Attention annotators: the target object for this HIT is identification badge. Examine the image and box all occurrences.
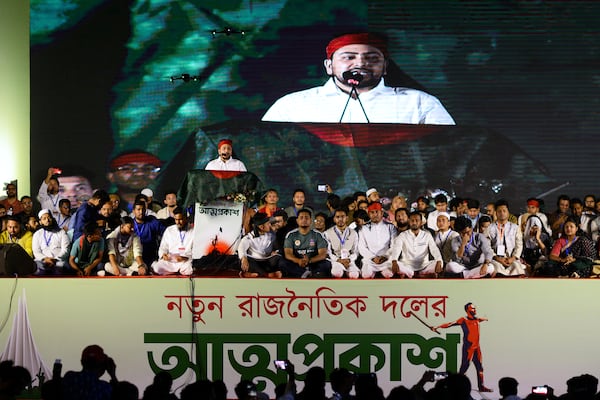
[496,244,506,256]
[341,249,349,259]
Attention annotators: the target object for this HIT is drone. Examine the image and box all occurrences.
[210,27,245,38]
[169,74,200,83]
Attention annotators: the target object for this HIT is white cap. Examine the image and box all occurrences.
[437,212,451,220]
[38,209,51,219]
[141,188,153,198]
[366,188,378,197]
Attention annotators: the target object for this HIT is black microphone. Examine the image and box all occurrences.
[342,71,363,86]
[338,72,370,123]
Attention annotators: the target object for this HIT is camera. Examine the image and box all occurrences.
[434,371,448,381]
[317,184,328,192]
[273,360,288,370]
[532,385,548,395]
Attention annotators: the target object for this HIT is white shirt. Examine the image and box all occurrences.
[357,221,397,260]
[390,229,442,270]
[158,225,194,259]
[205,157,247,172]
[262,78,455,124]
[32,228,70,261]
[238,231,277,260]
[37,181,67,219]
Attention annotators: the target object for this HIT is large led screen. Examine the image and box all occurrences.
[30,0,600,210]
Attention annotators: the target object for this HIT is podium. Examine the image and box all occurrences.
[177,170,262,271]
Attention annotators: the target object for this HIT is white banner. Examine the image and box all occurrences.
[192,201,244,258]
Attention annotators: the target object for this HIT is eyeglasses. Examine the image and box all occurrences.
[114,165,161,174]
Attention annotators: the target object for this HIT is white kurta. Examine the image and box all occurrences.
[262,78,455,125]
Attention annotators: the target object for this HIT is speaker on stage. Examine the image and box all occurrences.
[0,244,36,277]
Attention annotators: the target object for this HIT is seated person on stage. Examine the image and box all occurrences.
[70,189,111,242]
[237,212,282,278]
[109,193,127,218]
[271,209,292,250]
[131,200,165,266]
[537,217,596,278]
[57,199,72,232]
[465,198,482,228]
[280,208,331,278]
[314,212,328,233]
[518,197,551,236]
[151,207,193,276]
[129,193,157,217]
[284,189,313,219]
[580,195,597,238]
[141,188,162,214]
[24,214,39,234]
[365,188,380,204]
[548,194,571,240]
[349,209,368,232]
[426,194,448,232]
[487,199,527,276]
[357,202,398,279]
[258,188,282,218]
[0,216,33,257]
[446,216,495,279]
[522,215,552,273]
[32,209,70,275]
[262,32,455,124]
[37,167,66,219]
[204,138,247,172]
[477,215,492,238]
[156,189,178,221]
[323,208,360,279]
[68,222,105,276]
[394,207,410,234]
[435,212,459,266]
[0,182,24,216]
[16,196,35,227]
[390,211,443,278]
[97,200,120,239]
[103,216,147,276]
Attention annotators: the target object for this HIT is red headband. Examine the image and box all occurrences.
[110,152,162,170]
[326,33,388,59]
[218,139,233,149]
[367,202,382,211]
[527,199,540,208]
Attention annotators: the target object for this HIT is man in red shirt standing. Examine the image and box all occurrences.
[432,303,492,393]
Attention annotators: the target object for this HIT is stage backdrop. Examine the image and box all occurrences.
[0,278,598,399]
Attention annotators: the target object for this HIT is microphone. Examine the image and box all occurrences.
[342,70,363,86]
[338,71,370,123]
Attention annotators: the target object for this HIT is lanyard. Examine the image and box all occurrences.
[334,227,349,246]
[437,230,451,247]
[564,237,577,255]
[133,220,145,237]
[43,231,52,247]
[464,233,474,254]
[179,230,186,245]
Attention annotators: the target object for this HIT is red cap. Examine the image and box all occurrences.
[367,202,383,211]
[326,33,388,59]
[527,199,540,207]
[218,139,233,149]
[110,152,162,170]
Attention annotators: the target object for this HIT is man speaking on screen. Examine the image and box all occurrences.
[262,32,455,124]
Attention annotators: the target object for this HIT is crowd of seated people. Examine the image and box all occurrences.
[3,168,600,279]
[2,349,599,400]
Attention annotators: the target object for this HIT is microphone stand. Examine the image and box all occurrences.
[339,80,370,123]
